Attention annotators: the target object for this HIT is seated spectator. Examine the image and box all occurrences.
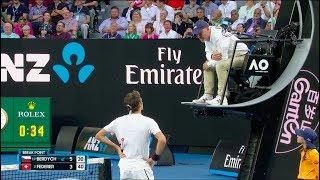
[153,9,166,35]
[38,26,50,38]
[123,22,139,39]
[209,9,223,26]
[13,16,34,37]
[236,23,245,35]
[141,22,158,39]
[172,12,192,36]
[2,0,11,12]
[159,20,181,39]
[22,24,36,38]
[166,0,184,10]
[6,0,28,24]
[190,7,209,24]
[238,0,256,22]
[123,0,140,21]
[29,0,47,35]
[1,22,20,38]
[99,6,128,37]
[29,0,53,8]
[265,20,273,30]
[102,22,122,39]
[201,0,218,19]
[60,8,78,38]
[50,21,71,39]
[253,24,261,37]
[255,0,275,21]
[183,27,194,38]
[131,10,146,35]
[38,12,54,37]
[244,8,267,35]
[140,0,157,22]
[229,9,243,31]
[1,13,5,32]
[181,0,199,23]
[155,0,174,22]
[82,0,98,30]
[272,0,281,20]
[47,0,68,25]
[70,0,90,39]
[218,0,237,18]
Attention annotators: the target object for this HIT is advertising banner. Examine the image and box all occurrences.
[1,97,51,151]
[1,40,251,146]
[75,127,118,155]
[209,141,247,177]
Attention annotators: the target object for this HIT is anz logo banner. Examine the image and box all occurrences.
[1,42,95,84]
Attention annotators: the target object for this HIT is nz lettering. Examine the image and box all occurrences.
[1,54,50,82]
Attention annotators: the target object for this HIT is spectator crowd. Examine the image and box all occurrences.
[1,0,281,39]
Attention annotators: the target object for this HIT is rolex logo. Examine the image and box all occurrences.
[28,101,36,111]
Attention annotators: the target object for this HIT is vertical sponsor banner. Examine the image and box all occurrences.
[268,69,319,179]
[275,70,319,154]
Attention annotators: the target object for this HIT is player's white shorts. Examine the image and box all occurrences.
[120,168,154,180]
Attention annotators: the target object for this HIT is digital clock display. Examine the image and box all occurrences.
[1,97,51,152]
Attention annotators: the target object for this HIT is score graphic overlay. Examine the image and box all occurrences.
[19,155,86,171]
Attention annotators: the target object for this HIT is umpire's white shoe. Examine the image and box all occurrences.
[192,94,213,104]
[206,96,228,105]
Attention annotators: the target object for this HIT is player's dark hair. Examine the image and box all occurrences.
[124,90,141,113]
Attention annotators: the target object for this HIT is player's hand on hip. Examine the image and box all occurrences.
[146,158,156,168]
[203,61,209,70]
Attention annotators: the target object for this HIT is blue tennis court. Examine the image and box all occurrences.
[1,152,236,180]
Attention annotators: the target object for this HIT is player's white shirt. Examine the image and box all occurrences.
[103,113,161,171]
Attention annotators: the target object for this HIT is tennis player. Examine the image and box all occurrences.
[96,90,167,180]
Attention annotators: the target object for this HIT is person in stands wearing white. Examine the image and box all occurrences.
[238,0,256,22]
[153,9,167,35]
[255,0,275,21]
[159,20,181,39]
[141,0,158,22]
[96,90,167,180]
[155,0,174,22]
[192,20,248,105]
[218,0,237,19]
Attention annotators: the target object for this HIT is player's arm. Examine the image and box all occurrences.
[153,131,167,156]
[146,131,167,167]
[95,129,126,158]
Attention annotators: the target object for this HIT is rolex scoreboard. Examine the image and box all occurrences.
[1,97,51,152]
